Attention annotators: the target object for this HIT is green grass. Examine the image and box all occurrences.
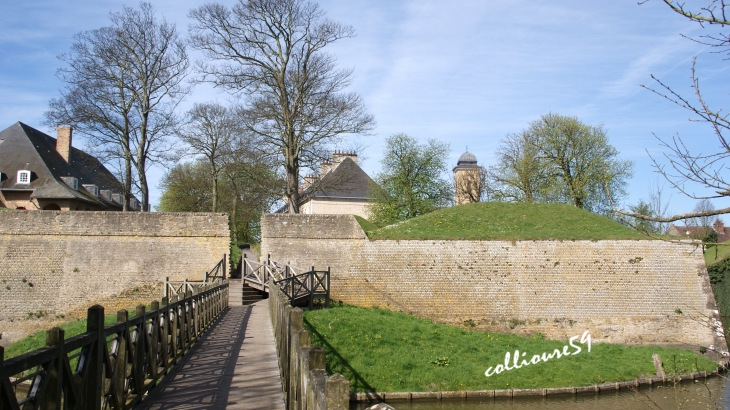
[4,314,121,359]
[353,215,388,236]
[358,202,649,241]
[304,304,717,392]
[705,243,730,266]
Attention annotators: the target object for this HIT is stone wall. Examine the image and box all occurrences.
[261,214,727,351]
[0,210,229,328]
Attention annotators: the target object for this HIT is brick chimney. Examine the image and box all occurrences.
[713,219,725,234]
[56,126,73,163]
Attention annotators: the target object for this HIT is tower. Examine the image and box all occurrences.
[453,150,481,205]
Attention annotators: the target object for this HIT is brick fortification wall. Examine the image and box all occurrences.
[0,211,229,326]
[261,214,726,351]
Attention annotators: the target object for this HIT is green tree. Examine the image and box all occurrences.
[490,114,633,215]
[489,130,551,203]
[627,199,659,233]
[157,161,211,212]
[531,113,633,214]
[368,133,451,223]
[157,158,281,242]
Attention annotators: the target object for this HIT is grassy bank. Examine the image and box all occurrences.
[4,310,140,359]
[304,304,716,392]
[358,202,649,241]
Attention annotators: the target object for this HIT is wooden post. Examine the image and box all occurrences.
[149,301,160,384]
[653,354,666,380]
[112,310,128,410]
[309,369,327,410]
[160,297,170,371]
[83,305,104,410]
[133,305,146,395]
[42,327,64,410]
[326,374,350,410]
[326,268,331,308]
[309,346,326,371]
[170,299,180,363]
[164,276,169,299]
[0,346,16,410]
[223,253,227,279]
[289,309,304,409]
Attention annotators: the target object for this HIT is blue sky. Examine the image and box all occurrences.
[1,0,728,217]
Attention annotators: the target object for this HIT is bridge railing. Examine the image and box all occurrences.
[269,280,349,410]
[204,254,227,282]
[0,280,229,410]
[274,268,330,309]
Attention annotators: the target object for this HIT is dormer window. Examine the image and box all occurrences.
[82,184,99,197]
[17,170,30,184]
[61,176,78,190]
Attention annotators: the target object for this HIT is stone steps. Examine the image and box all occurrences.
[242,284,265,305]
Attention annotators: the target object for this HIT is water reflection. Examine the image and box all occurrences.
[352,377,730,410]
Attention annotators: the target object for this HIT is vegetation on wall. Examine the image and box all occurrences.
[357,202,648,241]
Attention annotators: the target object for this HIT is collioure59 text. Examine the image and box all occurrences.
[485,331,592,377]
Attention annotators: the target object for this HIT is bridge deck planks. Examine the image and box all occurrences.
[137,300,285,410]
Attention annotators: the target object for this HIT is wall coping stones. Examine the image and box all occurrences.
[262,213,367,239]
[0,210,229,237]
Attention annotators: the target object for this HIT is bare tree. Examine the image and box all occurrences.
[188,0,374,213]
[46,2,189,211]
[45,25,137,210]
[177,102,240,212]
[620,0,730,222]
[688,198,716,230]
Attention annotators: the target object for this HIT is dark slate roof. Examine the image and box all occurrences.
[0,122,126,209]
[303,157,375,199]
[458,151,477,164]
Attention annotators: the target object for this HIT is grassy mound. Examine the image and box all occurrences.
[359,202,648,241]
[304,304,717,392]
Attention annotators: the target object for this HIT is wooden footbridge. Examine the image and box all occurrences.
[241,257,331,309]
[0,257,339,410]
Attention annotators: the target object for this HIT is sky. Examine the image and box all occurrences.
[1,0,728,218]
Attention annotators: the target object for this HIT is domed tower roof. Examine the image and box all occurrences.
[457,151,477,165]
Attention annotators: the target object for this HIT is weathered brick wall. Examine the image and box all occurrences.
[261,214,726,351]
[0,211,229,325]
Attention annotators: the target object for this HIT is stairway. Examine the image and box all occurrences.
[242,283,265,305]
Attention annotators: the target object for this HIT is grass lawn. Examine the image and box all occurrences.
[304,304,717,392]
[358,202,649,241]
[4,309,143,360]
[705,243,730,266]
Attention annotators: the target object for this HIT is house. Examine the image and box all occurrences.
[0,122,138,211]
[667,219,728,242]
[279,151,376,218]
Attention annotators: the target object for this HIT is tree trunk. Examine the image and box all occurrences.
[286,152,300,214]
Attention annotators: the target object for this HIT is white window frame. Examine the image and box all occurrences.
[17,170,30,184]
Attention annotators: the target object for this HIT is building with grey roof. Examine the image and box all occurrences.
[0,122,138,211]
[278,151,376,218]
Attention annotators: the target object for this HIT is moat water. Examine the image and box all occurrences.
[352,377,730,410]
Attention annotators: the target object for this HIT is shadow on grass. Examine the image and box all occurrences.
[303,317,376,393]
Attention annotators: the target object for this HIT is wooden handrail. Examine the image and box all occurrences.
[0,280,229,410]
